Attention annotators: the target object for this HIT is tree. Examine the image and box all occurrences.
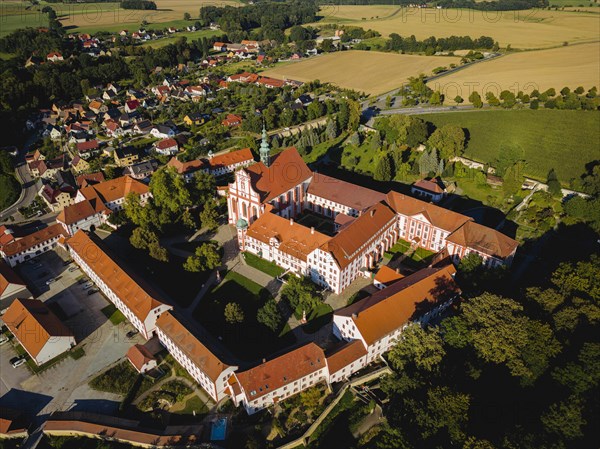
[541,398,586,440]
[130,227,159,250]
[183,12,191,20]
[388,325,445,373]
[374,153,392,181]
[547,168,562,197]
[454,95,464,104]
[446,293,561,385]
[325,118,338,140]
[224,302,244,324]
[429,91,443,105]
[427,125,465,160]
[485,92,500,106]
[468,91,483,108]
[150,167,192,213]
[199,198,219,231]
[257,298,283,332]
[414,386,470,443]
[495,143,524,177]
[183,243,221,272]
[148,241,169,262]
[281,276,321,313]
[320,38,335,52]
[299,387,321,410]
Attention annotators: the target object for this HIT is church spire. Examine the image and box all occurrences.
[259,123,270,167]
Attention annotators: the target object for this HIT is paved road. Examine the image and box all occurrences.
[0,163,40,222]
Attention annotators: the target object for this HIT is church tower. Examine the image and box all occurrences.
[259,124,270,167]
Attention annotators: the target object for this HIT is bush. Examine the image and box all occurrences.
[89,362,137,395]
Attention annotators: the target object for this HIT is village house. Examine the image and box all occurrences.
[67,231,172,339]
[154,138,179,156]
[183,112,204,126]
[3,298,76,365]
[46,52,64,62]
[70,155,90,174]
[75,140,100,159]
[114,147,140,167]
[123,159,158,180]
[39,184,77,212]
[221,114,243,127]
[150,124,176,139]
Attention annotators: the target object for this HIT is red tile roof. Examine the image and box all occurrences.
[156,311,229,381]
[413,179,444,194]
[0,224,65,257]
[235,343,326,401]
[0,261,27,297]
[336,266,459,345]
[208,148,253,169]
[76,172,105,188]
[67,231,168,322]
[127,344,156,372]
[323,202,397,270]
[245,147,312,203]
[374,265,404,287]
[385,191,471,233]
[156,138,178,150]
[3,298,74,358]
[446,221,518,259]
[167,157,205,175]
[247,211,330,261]
[76,140,99,153]
[308,173,385,212]
[326,340,367,375]
[79,175,149,204]
[57,198,108,225]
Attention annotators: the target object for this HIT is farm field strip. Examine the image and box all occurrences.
[262,50,461,96]
[313,6,600,49]
[428,42,600,100]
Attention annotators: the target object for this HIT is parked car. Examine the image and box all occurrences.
[126,330,138,339]
[68,266,79,272]
[87,288,99,295]
[78,278,89,284]
[82,282,94,290]
[0,335,9,345]
[62,259,73,266]
[10,356,25,368]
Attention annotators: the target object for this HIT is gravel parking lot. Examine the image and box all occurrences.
[0,250,146,416]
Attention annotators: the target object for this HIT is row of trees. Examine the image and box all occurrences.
[386,33,495,54]
[461,86,599,111]
[120,0,156,10]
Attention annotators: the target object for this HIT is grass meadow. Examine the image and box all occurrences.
[415,109,600,182]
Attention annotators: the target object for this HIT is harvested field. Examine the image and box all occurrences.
[0,0,240,36]
[262,50,461,96]
[314,6,600,49]
[429,42,600,100]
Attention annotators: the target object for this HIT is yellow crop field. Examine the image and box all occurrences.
[429,42,600,100]
[314,5,600,49]
[262,50,461,96]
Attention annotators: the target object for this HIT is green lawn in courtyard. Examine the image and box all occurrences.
[193,271,295,361]
[101,304,126,325]
[243,251,285,277]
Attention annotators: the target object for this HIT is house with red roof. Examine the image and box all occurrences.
[47,51,64,62]
[124,99,140,113]
[207,148,254,176]
[75,139,100,159]
[154,138,178,156]
[221,114,243,127]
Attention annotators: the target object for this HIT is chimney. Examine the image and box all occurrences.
[262,358,266,364]
[370,209,375,217]
[311,227,315,234]
[290,218,294,225]
[396,268,400,273]
[352,313,358,319]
